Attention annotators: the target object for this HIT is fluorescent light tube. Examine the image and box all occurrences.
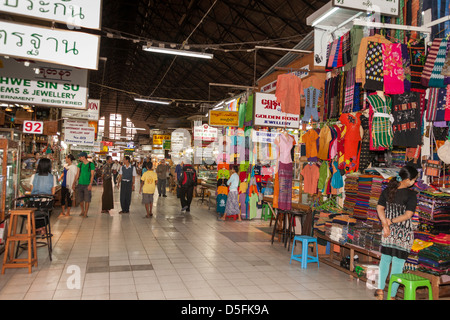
[134,98,171,105]
[311,7,340,27]
[143,46,213,59]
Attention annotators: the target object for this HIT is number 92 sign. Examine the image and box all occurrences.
[23,121,44,135]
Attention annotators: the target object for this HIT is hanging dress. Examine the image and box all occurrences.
[339,113,362,173]
[367,94,394,150]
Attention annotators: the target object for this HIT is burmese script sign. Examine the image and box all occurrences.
[0,21,100,69]
[0,0,103,30]
[0,57,88,109]
[253,92,300,129]
[333,0,400,17]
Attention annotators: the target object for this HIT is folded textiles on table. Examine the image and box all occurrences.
[417,243,450,275]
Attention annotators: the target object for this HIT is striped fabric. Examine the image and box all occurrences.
[343,68,355,113]
[409,40,427,90]
[367,94,393,150]
[421,38,442,87]
[429,39,448,88]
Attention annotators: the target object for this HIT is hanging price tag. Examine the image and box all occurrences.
[23,121,44,135]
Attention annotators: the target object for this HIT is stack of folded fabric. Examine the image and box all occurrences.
[367,176,385,222]
[343,174,359,216]
[415,192,450,241]
[314,211,334,237]
[406,239,435,271]
[417,243,450,276]
[391,148,406,168]
[329,224,346,243]
[353,175,374,220]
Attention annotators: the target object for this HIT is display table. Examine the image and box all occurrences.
[315,232,449,300]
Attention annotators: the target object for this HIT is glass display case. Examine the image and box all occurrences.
[0,139,21,222]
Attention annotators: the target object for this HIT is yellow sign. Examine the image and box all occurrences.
[153,134,171,145]
[209,110,239,127]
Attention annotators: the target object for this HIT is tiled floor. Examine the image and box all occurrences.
[0,184,377,300]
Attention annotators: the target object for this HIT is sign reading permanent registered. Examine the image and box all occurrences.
[0,58,88,109]
[0,0,103,30]
[0,21,100,70]
[333,0,400,17]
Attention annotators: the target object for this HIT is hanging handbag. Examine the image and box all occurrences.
[424,159,441,177]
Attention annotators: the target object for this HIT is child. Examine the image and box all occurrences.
[375,165,418,300]
[139,162,158,218]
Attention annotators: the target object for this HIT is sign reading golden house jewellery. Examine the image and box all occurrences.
[0,0,103,30]
[253,92,300,129]
[0,21,100,70]
[0,57,88,108]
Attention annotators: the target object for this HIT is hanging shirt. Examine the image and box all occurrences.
[276,133,295,164]
[275,73,303,115]
[301,163,320,195]
[302,129,319,160]
[318,126,332,161]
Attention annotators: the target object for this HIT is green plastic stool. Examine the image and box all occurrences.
[261,203,272,221]
[387,273,433,300]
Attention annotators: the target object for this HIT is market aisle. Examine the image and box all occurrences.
[0,184,375,300]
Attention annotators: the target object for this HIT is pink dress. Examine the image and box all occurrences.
[383,43,405,95]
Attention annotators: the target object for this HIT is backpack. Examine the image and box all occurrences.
[181,167,197,188]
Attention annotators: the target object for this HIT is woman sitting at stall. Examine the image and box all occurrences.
[30,158,57,234]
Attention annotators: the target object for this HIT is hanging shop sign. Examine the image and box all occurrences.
[63,119,95,145]
[141,144,152,151]
[332,0,400,17]
[163,140,171,150]
[22,120,43,135]
[252,130,279,144]
[0,57,88,109]
[171,132,185,152]
[0,0,103,30]
[61,99,100,120]
[254,92,300,129]
[194,124,218,142]
[152,134,171,145]
[0,21,100,70]
[208,110,239,127]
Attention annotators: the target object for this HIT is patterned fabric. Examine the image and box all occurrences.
[102,163,113,180]
[426,87,448,121]
[367,94,393,150]
[442,48,450,76]
[392,92,421,147]
[277,162,293,211]
[224,190,239,216]
[446,85,450,121]
[421,38,442,87]
[402,44,411,92]
[343,68,355,113]
[383,43,405,94]
[429,39,448,88]
[409,39,427,90]
[364,42,384,91]
[358,114,375,172]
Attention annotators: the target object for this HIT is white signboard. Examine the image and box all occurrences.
[23,120,43,135]
[171,132,185,152]
[62,99,100,120]
[333,0,400,17]
[193,124,218,142]
[0,0,103,30]
[64,125,95,146]
[254,92,300,129]
[0,21,100,70]
[252,131,279,144]
[0,57,88,109]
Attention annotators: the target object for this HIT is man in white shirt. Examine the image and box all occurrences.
[117,156,137,213]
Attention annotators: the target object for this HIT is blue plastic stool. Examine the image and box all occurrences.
[290,235,319,269]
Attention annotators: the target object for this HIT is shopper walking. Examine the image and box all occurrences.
[73,152,95,218]
[139,162,158,218]
[101,156,114,214]
[117,156,137,214]
[178,161,197,213]
[156,159,169,197]
[219,165,242,222]
[60,154,77,217]
[375,165,418,300]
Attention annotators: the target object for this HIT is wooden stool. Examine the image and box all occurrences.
[1,209,38,274]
